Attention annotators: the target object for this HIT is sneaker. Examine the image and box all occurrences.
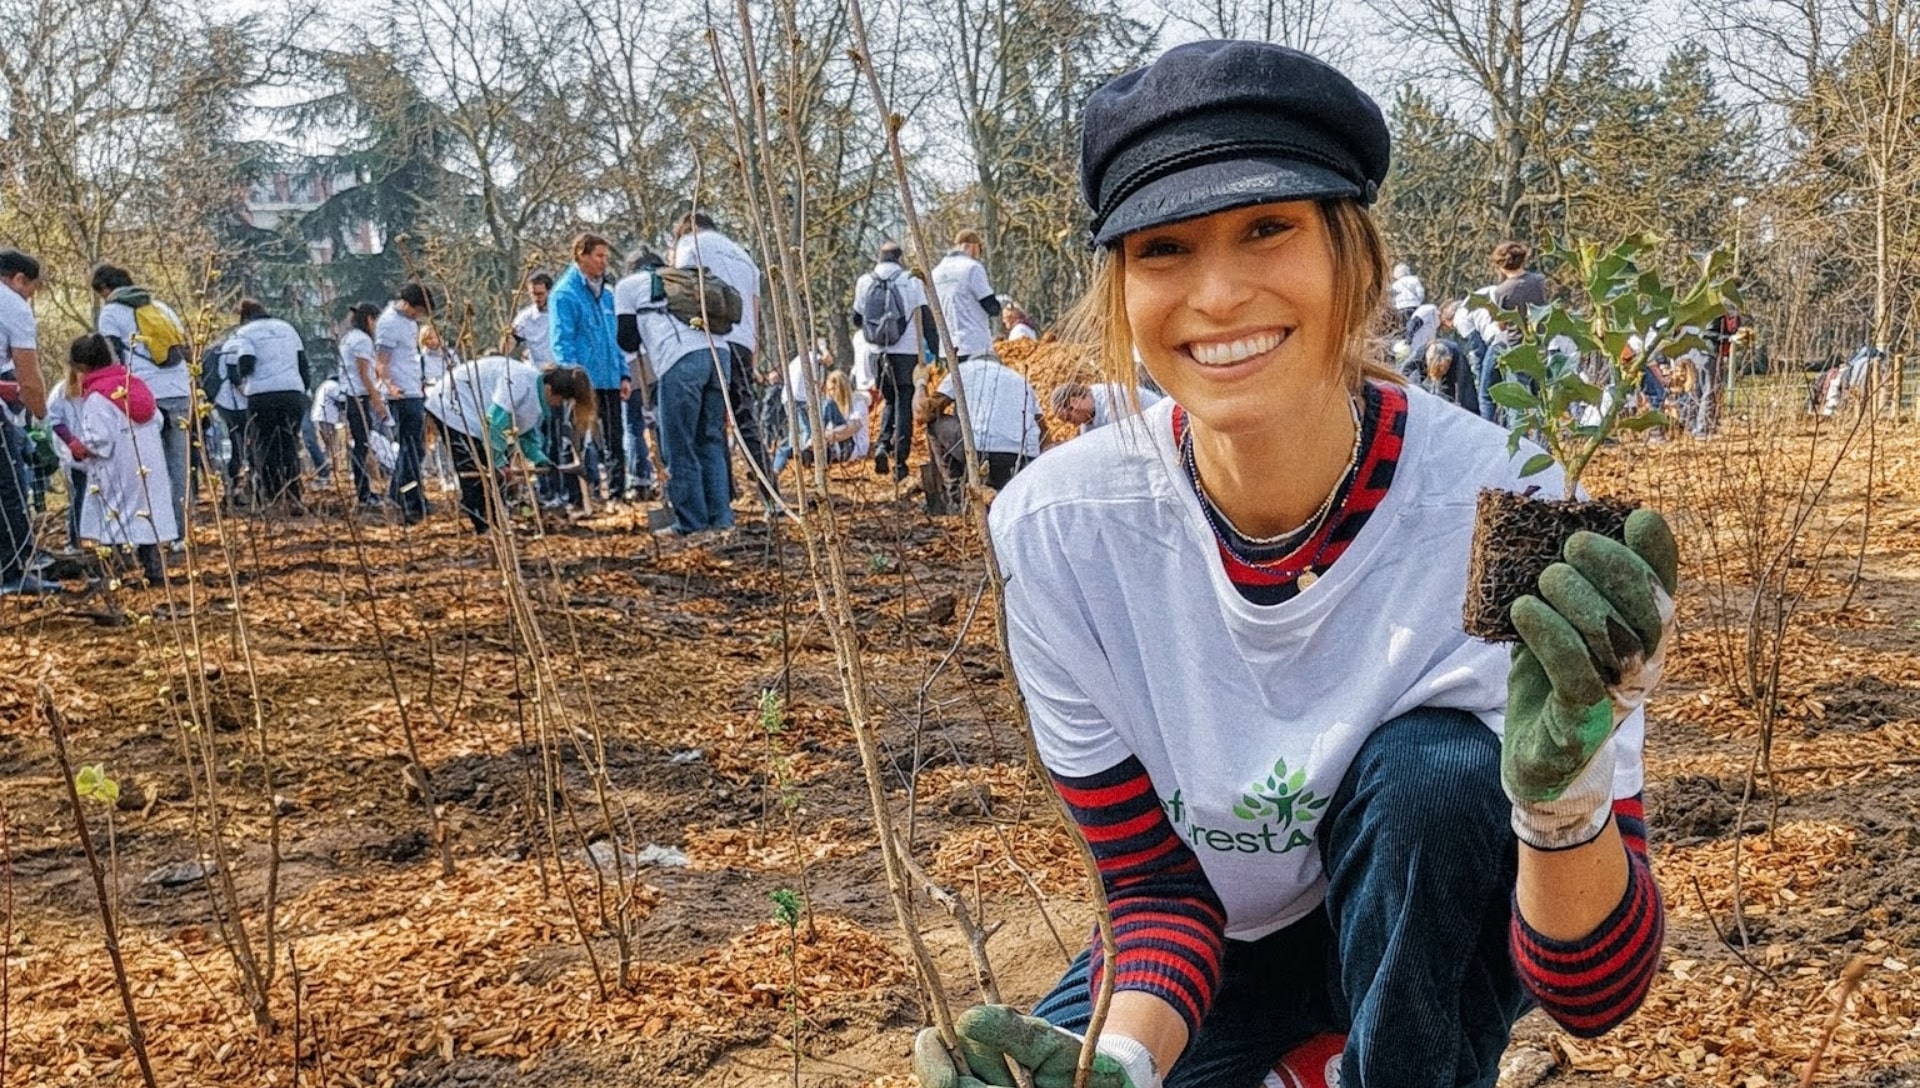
[0,574,59,596]
[1266,1033,1344,1088]
[873,451,889,476]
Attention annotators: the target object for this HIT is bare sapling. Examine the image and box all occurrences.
[771,887,805,1088]
[702,1,965,1048]
[842,5,1120,1085]
[41,686,159,1088]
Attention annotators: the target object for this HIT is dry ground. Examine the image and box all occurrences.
[1,384,1917,1088]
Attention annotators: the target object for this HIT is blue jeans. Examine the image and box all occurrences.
[1475,345,1505,422]
[387,397,428,520]
[625,385,654,487]
[1033,709,1531,1088]
[155,396,192,532]
[657,351,734,533]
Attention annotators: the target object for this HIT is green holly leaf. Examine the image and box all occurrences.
[1520,452,1557,478]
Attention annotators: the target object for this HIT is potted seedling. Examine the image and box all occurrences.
[1461,235,1736,641]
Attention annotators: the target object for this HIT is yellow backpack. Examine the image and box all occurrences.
[131,302,190,368]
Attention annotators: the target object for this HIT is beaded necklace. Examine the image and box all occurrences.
[1181,393,1363,587]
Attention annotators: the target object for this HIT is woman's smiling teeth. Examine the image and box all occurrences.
[1187,330,1286,367]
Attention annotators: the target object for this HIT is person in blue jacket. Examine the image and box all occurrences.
[548,232,627,509]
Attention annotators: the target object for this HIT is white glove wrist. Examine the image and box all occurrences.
[1510,741,1616,851]
[1094,1032,1163,1088]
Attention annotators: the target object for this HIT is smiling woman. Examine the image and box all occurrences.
[912,40,1683,1088]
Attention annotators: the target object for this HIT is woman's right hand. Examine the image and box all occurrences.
[912,1006,1152,1088]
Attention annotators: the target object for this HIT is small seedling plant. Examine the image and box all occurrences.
[1482,235,1738,493]
[1462,236,1735,640]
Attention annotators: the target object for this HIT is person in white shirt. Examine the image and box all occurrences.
[375,283,435,522]
[306,378,345,488]
[0,249,52,594]
[614,251,734,535]
[917,42,1677,1088]
[205,333,250,502]
[1388,261,1425,321]
[426,355,595,534]
[851,241,938,481]
[1048,378,1164,434]
[90,262,193,540]
[916,353,1042,493]
[1002,302,1040,341]
[931,229,1001,359]
[229,298,311,511]
[674,213,770,500]
[770,342,829,474]
[503,272,556,365]
[336,303,385,505]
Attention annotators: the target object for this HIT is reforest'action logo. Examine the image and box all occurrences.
[1162,758,1330,856]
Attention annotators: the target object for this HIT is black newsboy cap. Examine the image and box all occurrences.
[1080,41,1391,248]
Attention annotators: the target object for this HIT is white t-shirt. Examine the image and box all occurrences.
[785,352,825,406]
[1406,302,1440,360]
[310,379,345,425]
[375,304,425,398]
[1009,322,1038,341]
[850,330,877,391]
[987,388,1645,941]
[0,285,35,425]
[426,355,544,442]
[673,229,761,355]
[843,389,872,459]
[512,305,554,365]
[98,297,190,401]
[613,271,706,382]
[1389,272,1426,311]
[212,334,247,411]
[1086,382,1163,432]
[937,357,1041,457]
[0,284,35,370]
[851,263,931,357]
[233,317,306,396]
[337,328,377,398]
[931,250,996,358]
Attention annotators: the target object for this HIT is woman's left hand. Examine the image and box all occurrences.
[912,1007,1152,1088]
[1503,508,1678,849]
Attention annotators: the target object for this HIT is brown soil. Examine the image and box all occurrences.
[1463,488,1636,641]
[2,407,1918,1088]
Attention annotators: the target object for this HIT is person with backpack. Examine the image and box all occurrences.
[931,229,1002,361]
[0,249,54,595]
[376,283,435,524]
[615,250,735,537]
[674,212,772,505]
[914,41,1672,1088]
[550,232,626,511]
[852,240,937,482]
[91,262,193,543]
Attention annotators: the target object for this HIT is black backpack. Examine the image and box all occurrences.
[859,271,909,347]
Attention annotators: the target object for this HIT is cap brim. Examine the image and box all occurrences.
[1091,157,1362,248]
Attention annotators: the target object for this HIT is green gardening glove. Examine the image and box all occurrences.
[912,1006,1156,1088]
[1503,508,1679,849]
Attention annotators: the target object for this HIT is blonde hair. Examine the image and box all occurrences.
[822,369,853,410]
[1064,199,1402,400]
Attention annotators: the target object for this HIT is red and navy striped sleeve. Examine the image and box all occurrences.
[1509,794,1665,1037]
[1050,758,1227,1036]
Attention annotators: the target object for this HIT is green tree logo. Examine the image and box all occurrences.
[1231,758,1329,831]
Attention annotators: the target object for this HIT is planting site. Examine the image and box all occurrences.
[2,363,1918,1087]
